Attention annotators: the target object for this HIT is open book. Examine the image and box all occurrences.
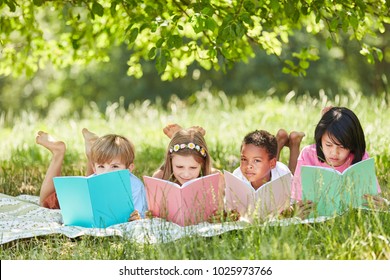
[53,169,134,228]
[301,158,378,217]
[224,170,292,221]
[143,173,220,226]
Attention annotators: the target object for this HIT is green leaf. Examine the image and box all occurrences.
[172,35,182,48]
[270,0,280,12]
[299,60,310,69]
[239,12,253,26]
[326,37,333,50]
[192,16,205,33]
[282,67,291,74]
[234,22,246,38]
[148,47,156,59]
[243,0,255,12]
[128,28,139,44]
[349,15,359,30]
[330,18,339,31]
[6,0,16,12]
[205,18,217,32]
[201,7,213,16]
[33,0,43,6]
[374,48,383,62]
[156,38,164,48]
[156,50,169,74]
[110,1,118,16]
[92,2,104,17]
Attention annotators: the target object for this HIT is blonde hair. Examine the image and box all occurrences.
[162,128,212,183]
[90,134,135,168]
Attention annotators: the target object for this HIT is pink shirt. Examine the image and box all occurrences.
[292,144,381,201]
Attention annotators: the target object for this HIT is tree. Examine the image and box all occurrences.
[0,0,389,80]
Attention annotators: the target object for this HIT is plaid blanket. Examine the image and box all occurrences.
[0,193,331,245]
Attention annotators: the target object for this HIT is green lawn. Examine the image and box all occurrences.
[1,92,389,259]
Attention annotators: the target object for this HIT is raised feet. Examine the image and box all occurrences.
[288,131,305,149]
[82,128,99,158]
[163,123,183,139]
[188,125,206,137]
[36,131,66,155]
[163,124,206,139]
[321,106,333,116]
[276,129,289,150]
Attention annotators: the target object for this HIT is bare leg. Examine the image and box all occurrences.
[82,128,99,176]
[36,131,66,206]
[276,129,289,161]
[163,124,183,139]
[288,131,305,174]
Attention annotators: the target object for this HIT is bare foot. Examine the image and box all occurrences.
[288,131,305,148]
[82,128,99,157]
[163,123,182,139]
[321,106,333,116]
[188,125,206,136]
[276,129,289,149]
[36,131,66,155]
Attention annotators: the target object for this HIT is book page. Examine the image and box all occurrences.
[301,158,378,216]
[224,171,291,220]
[224,170,255,215]
[54,170,134,228]
[144,173,220,226]
[54,176,94,227]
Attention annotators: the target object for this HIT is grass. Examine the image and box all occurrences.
[0,91,389,259]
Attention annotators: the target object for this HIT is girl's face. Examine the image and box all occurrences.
[321,133,351,167]
[93,156,133,175]
[240,143,276,190]
[171,154,202,185]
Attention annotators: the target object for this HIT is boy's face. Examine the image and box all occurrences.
[240,143,276,189]
[93,156,134,175]
[321,133,351,167]
[171,154,202,185]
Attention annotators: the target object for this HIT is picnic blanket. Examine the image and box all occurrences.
[0,193,331,245]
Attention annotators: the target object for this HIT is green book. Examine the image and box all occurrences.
[301,158,378,217]
[53,169,134,228]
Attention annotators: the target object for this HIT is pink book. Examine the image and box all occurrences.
[143,173,220,226]
[224,170,291,221]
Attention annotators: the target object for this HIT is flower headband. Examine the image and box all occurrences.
[169,142,207,157]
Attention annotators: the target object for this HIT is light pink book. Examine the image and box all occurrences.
[224,170,291,221]
[143,173,220,226]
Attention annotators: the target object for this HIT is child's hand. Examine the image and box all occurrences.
[281,201,314,219]
[295,200,315,219]
[128,210,141,222]
[145,210,154,219]
[363,194,390,211]
[207,209,240,223]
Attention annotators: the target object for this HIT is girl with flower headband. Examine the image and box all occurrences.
[150,124,241,222]
[156,127,213,185]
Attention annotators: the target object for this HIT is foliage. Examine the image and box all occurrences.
[0,92,389,259]
[1,29,389,116]
[1,0,389,79]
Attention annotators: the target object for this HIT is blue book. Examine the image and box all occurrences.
[53,170,134,228]
[301,158,378,217]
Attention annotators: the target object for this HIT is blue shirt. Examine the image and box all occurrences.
[129,172,148,218]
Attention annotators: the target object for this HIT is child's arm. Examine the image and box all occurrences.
[280,200,314,219]
[363,194,390,211]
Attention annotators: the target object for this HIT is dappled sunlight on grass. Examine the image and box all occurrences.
[0,92,389,259]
